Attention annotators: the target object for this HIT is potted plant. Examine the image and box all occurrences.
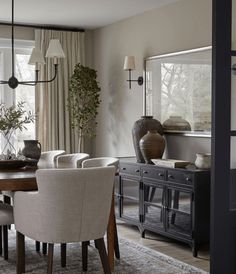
[67,63,101,152]
[0,101,35,158]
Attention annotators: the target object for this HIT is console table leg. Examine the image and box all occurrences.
[192,243,198,257]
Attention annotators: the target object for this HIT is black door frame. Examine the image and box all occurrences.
[211,0,236,273]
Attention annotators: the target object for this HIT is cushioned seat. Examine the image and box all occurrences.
[57,153,89,168]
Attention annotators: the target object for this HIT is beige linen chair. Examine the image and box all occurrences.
[56,152,89,267]
[82,157,120,265]
[56,153,89,168]
[36,149,65,254]
[0,203,14,260]
[14,167,116,274]
[37,150,65,169]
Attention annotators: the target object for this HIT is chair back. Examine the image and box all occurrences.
[57,153,89,168]
[15,167,115,243]
[82,157,119,171]
[37,150,65,168]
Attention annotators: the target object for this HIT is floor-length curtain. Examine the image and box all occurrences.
[35,29,85,152]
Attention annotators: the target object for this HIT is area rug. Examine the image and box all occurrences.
[0,230,208,273]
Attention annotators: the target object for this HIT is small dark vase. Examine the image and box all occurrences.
[139,130,165,164]
[132,116,163,163]
[22,140,41,165]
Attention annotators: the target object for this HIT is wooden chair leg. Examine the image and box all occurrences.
[114,216,120,259]
[0,226,2,256]
[47,243,54,274]
[35,241,40,252]
[43,243,47,255]
[95,238,111,274]
[82,241,89,271]
[3,225,8,260]
[3,196,11,230]
[61,243,66,267]
[16,231,25,274]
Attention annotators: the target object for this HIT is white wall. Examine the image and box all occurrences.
[0,25,34,40]
[90,0,212,161]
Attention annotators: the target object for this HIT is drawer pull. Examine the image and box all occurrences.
[158,173,163,177]
[143,171,148,174]
[122,167,126,170]
[186,177,192,182]
[168,174,173,179]
[135,169,140,173]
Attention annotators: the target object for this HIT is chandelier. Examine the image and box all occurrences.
[0,0,65,89]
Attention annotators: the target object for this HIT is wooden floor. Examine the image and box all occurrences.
[117,220,210,272]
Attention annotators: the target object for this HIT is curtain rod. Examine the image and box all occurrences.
[0,21,85,32]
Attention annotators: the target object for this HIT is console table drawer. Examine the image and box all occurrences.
[142,166,165,181]
[167,170,193,185]
[119,163,141,176]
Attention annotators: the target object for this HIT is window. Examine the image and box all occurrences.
[0,39,35,153]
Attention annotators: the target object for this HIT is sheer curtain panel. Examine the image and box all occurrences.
[35,29,85,152]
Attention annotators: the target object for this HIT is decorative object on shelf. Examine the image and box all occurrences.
[139,130,165,164]
[123,56,144,89]
[67,63,101,152]
[151,159,190,168]
[0,101,35,156]
[132,116,163,163]
[22,140,41,166]
[0,0,65,89]
[163,116,191,131]
[195,153,211,169]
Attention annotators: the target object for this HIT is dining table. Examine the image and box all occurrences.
[0,167,118,271]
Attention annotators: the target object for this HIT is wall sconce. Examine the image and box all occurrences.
[123,56,144,89]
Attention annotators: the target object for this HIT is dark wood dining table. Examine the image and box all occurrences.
[0,167,118,271]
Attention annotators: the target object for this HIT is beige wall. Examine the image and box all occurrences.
[0,25,34,40]
[90,0,212,161]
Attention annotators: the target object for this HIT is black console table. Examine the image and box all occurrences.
[115,158,210,257]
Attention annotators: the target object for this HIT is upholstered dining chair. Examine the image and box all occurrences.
[14,167,116,274]
[82,157,120,267]
[0,202,14,260]
[37,150,65,169]
[56,153,89,168]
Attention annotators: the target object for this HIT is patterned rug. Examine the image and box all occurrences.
[0,230,208,274]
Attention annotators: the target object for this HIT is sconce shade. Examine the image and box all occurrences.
[124,56,135,70]
[28,48,45,65]
[46,39,65,58]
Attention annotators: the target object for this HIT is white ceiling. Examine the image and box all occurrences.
[0,0,181,29]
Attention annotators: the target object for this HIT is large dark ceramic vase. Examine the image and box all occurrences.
[132,116,163,163]
[22,140,41,165]
[139,130,165,164]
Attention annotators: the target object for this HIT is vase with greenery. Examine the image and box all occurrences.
[0,101,35,159]
[67,63,101,152]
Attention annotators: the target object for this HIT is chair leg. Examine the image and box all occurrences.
[35,241,40,252]
[16,231,25,274]
[47,243,54,274]
[43,243,47,255]
[95,238,111,274]
[3,225,8,260]
[114,216,120,259]
[82,241,89,271]
[61,243,66,267]
[0,226,2,256]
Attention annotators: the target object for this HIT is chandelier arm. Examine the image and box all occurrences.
[34,64,58,84]
[0,81,9,84]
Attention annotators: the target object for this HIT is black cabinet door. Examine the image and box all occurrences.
[165,188,193,239]
[143,182,165,230]
[120,176,141,222]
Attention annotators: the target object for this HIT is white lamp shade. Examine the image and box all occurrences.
[28,48,45,65]
[46,39,65,58]
[123,56,135,70]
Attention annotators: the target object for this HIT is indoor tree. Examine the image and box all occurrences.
[67,63,101,152]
